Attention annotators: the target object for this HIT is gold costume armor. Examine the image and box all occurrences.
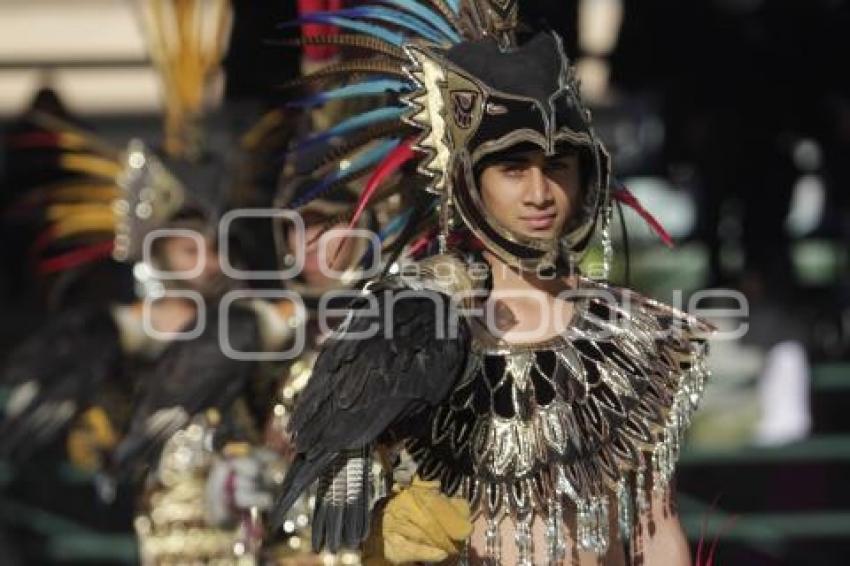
[134,413,258,565]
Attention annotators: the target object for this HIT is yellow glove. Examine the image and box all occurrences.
[363,476,472,565]
[67,406,118,472]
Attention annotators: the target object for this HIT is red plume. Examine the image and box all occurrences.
[7,131,62,149]
[611,185,674,248]
[298,0,343,61]
[408,227,438,258]
[347,137,416,231]
[37,240,114,274]
[328,138,416,268]
[695,503,738,566]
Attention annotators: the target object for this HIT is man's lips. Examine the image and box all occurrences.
[521,213,556,229]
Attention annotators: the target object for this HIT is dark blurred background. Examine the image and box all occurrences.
[1,1,849,564]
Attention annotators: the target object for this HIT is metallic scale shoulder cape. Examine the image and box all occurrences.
[407,276,712,560]
[274,257,712,561]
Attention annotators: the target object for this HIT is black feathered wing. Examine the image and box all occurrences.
[111,304,260,477]
[0,307,121,459]
[271,283,470,552]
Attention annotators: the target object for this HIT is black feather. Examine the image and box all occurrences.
[0,307,121,459]
[267,34,407,60]
[343,458,371,548]
[270,282,470,548]
[277,58,407,91]
[271,451,336,527]
[310,447,372,552]
[311,492,330,549]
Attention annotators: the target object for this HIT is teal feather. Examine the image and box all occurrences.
[288,80,411,109]
[374,0,460,43]
[294,107,406,153]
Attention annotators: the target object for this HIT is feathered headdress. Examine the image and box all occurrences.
[278,0,670,272]
[136,0,233,160]
[3,113,184,274]
[5,0,235,277]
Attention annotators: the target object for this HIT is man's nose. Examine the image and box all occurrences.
[524,166,552,206]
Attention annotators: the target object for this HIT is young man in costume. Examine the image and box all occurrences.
[271,1,712,564]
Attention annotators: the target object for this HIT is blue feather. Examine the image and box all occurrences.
[358,209,408,267]
[378,208,415,242]
[373,0,460,43]
[321,7,447,43]
[360,198,438,266]
[293,106,405,154]
[279,15,405,46]
[290,139,401,209]
[379,198,438,242]
[358,207,411,268]
[446,0,461,14]
[288,79,411,108]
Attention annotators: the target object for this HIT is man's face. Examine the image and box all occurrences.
[159,234,222,289]
[478,147,581,241]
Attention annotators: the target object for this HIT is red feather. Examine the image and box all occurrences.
[693,495,738,566]
[329,138,416,267]
[37,240,114,274]
[612,185,674,248]
[7,131,61,149]
[347,137,416,231]
[298,0,343,61]
[408,227,438,257]
[30,226,58,257]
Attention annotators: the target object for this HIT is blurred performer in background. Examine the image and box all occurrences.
[0,111,235,561]
[270,1,712,565]
[256,169,393,564]
[0,84,127,314]
[0,2,296,563]
[182,2,409,559]
[0,0,240,475]
[97,2,293,564]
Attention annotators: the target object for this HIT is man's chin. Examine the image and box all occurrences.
[511,228,559,242]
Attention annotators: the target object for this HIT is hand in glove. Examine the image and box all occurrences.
[363,476,472,565]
